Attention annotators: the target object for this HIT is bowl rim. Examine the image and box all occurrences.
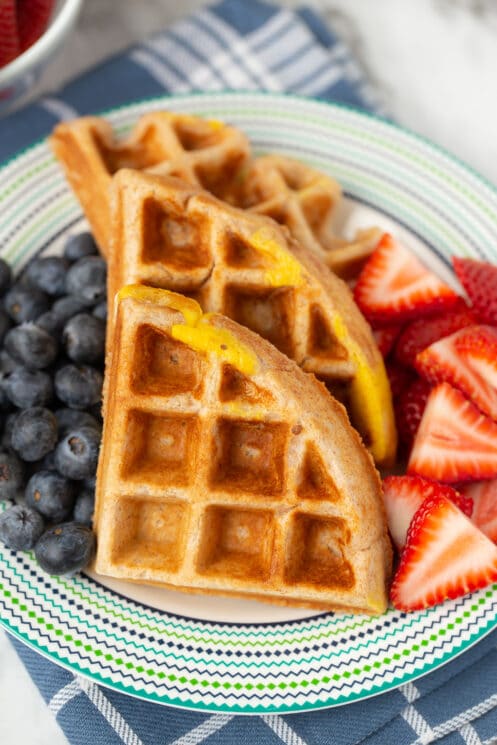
[0,0,83,87]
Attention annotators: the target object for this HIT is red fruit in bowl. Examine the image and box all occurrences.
[17,0,56,53]
[408,383,497,483]
[394,305,475,369]
[0,0,19,67]
[382,474,473,552]
[390,493,497,611]
[354,233,459,324]
[453,256,497,326]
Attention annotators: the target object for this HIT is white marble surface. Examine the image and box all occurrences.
[2,1,497,743]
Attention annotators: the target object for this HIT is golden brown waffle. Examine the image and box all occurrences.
[49,112,250,255]
[240,155,381,279]
[95,285,392,613]
[108,170,397,467]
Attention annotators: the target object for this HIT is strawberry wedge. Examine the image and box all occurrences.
[354,234,459,324]
[0,0,19,67]
[416,325,497,421]
[382,474,472,552]
[460,479,497,544]
[391,494,497,611]
[394,305,475,368]
[453,256,497,326]
[408,383,497,482]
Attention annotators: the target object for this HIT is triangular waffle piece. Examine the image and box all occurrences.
[95,286,392,614]
[240,155,381,279]
[108,170,397,467]
[50,112,250,255]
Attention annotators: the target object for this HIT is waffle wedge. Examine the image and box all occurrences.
[50,112,250,255]
[108,170,397,467]
[95,285,392,614]
[240,155,381,279]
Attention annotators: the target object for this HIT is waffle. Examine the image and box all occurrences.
[108,170,397,467]
[240,155,381,279]
[94,285,392,614]
[49,112,250,255]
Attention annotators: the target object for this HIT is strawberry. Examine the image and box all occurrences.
[416,325,497,422]
[382,474,473,552]
[396,377,431,448]
[408,383,497,483]
[461,479,497,543]
[394,305,475,368]
[17,0,55,53]
[354,234,459,324]
[373,325,403,358]
[0,0,19,67]
[390,493,497,611]
[386,361,414,399]
[453,256,497,326]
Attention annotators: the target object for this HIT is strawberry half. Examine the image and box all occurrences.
[396,377,431,448]
[0,0,19,67]
[382,474,473,552]
[354,234,459,324]
[394,305,475,369]
[17,0,55,53]
[390,493,497,611]
[374,325,403,358]
[416,325,497,422]
[408,383,497,482]
[453,256,497,326]
[386,361,415,399]
[461,479,497,543]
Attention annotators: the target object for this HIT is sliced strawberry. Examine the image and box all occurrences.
[396,377,431,448]
[383,474,473,552]
[373,324,403,358]
[0,0,19,67]
[17,0,55,53]
[386,361,415,399]
[354,234,459,324]
[390,493,497,611]
[408,383,497,482]
[416,325,497,422]
[394,305,475,368]
[461,479,497,543]
[453,256,497,326]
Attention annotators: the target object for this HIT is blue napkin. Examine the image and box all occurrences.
[2,1,497,743]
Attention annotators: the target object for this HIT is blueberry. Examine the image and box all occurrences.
[65,257,106,307]
[51,295,89,328]
[64,233,98,262]
[0,412,17,449]
[11,407,57,461]
[0,309,12,345]
[2,368,52,408]
[54,365,102,410]
[0,504,44,550]
[73,486,95,526]
[23,256,68,296]
[92,301,107,321]
[0,451,24,500]
[35,521,95,574]
[54,426,100,480]
[0,258,12,296]
[5,323,57,369]
[55,408,101,437]
[4,284,49,324]
[40,449,57,471]
[62,313,105,365]
[0,350,17,375]
[25,470,75,523]
[36,311,60,335]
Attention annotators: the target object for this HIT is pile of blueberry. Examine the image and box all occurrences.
[0,232,107,575]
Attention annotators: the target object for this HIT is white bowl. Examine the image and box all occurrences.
[0,0,82,114]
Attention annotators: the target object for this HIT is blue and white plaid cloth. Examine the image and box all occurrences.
[2,1,497,743]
